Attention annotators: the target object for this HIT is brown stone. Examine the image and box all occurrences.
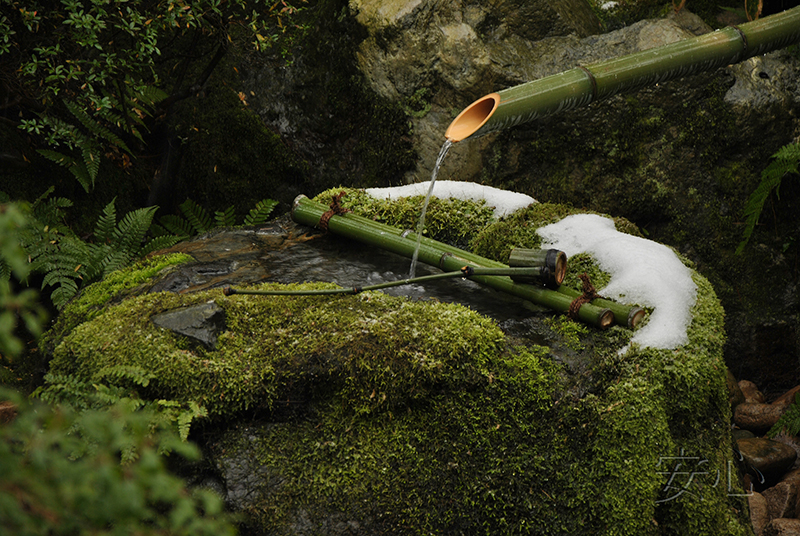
[740,379,766,404]
[763,481,798,519]
[729,372,746,407]
[750,492,770,536]
[734,403,787,435]
[764,518,800,536]
[773,385,800,407]
[780,467,800,483]
[737,438,798,482]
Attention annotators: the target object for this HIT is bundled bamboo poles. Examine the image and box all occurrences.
[445,6,800,141]
[288,195,644,329]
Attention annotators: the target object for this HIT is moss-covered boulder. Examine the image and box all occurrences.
[41,198,751,535]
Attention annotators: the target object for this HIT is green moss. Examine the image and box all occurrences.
[48,283,506,418]
[42,204,750,535]
[40,253,193,354]
[313,187,495,248]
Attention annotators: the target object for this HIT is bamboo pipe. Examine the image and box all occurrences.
[291,196,615,329]
[308,199,644,327]
[445,6,800,141]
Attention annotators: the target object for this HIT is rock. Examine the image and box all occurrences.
[763,481,798,519]
[773,385,800,407]
[740,379,766,404]
[764,518,800,536]
[38,207,750,535]
[781,467,800,483]
[151,301,226,350]
[737,438,798,483]
[733,429,756,441]
[728,371,746,406]
[734,403,787,435]
[749,491,771,536]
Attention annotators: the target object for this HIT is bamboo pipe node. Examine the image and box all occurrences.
[444,93,500,142]
[576,65,598,101]
[731,24,749,53]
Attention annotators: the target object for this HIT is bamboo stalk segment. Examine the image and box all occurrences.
[445,6,800,141]
[507,248,567,288]
[291,195,615,329]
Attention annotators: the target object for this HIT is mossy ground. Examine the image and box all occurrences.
[41,200,751,535]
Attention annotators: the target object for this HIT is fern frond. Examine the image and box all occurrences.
[244,199,278,226]
[81,142,101,183]
[94,199,118,243]
[68,159,94,193]
[111,206,158,257]
[96,365,156,388]
[135,85,169,107]
[179,199,213,234]
[64,99,131,153]
[214,205,236,228]
[156,215,194,238]
[737,141,800,255]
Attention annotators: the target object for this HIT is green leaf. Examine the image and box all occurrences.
[737,141,800,255]
[179,199,213,234]
[243,199,278,226]
[214,205,236,228]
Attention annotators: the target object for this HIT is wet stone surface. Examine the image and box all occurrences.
[150,216,582,361]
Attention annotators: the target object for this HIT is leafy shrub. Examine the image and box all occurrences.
[0,389,236,535]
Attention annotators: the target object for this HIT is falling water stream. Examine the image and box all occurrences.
[408,138,453,278]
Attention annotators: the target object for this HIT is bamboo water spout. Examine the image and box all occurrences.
[291,195,621,329]
[445,6,800,142]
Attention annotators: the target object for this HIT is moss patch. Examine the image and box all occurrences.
[312,187,496,248]
[41,204,750,535]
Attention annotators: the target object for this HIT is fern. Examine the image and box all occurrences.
[160,198,278,236]
[151,215,194,238]
[179,198,214,234]
[214,205,236,228]
[768,392,800,438]
[244,198,279,226]
[38,149,96,192]
[19,194,180,308]
[737,141,800,255]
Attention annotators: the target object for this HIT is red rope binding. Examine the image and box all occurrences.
[568,272,602,320]
[319,191,351,232]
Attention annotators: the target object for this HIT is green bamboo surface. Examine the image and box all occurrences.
[291,196,616,328]
[456,6,800,139]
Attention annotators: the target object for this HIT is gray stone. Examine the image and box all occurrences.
[740,379,766,404]
[734,403,787,435]
[151,301,226,350]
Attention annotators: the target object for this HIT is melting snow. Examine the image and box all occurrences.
[364,182,697,350]
[538,214,697,350]
[366,180,536,218]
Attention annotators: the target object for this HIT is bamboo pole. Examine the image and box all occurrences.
[291,196,615,329]
[445,6,800,141]
[307,198,645,327]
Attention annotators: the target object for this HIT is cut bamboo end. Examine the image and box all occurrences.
[445,93,500,142]
[597,309,615,329]
[508,248,568,288]
[628,306,646,329]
